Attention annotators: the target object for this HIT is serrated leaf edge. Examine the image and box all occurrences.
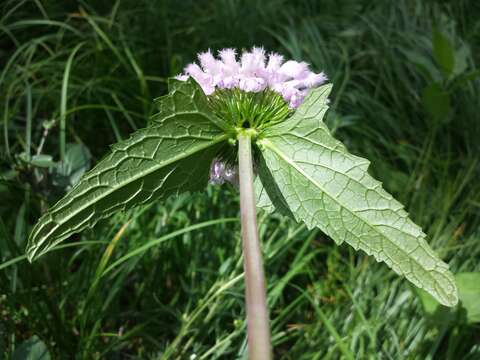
[259,137,458,307]
[27,133,229,261]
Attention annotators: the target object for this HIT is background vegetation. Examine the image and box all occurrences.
[1,0,479,358]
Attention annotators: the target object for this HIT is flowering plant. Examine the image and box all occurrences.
[27,48,458,359]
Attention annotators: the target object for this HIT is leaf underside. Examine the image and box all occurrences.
[27,79,227,261]
[254,176,275,214]
[257,84,458,307]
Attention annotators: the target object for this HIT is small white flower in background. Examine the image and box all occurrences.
[176,47,327,108]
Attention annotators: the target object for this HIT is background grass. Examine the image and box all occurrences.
[1,0,480,358]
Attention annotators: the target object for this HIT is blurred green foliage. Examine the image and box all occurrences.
[1,0,480,358]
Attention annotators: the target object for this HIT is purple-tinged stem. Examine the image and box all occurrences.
[237,129,272,360]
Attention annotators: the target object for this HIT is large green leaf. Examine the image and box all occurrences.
[257,84,458,306]
[27,79,228,261]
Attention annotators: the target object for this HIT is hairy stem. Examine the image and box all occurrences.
[237,129,272,360]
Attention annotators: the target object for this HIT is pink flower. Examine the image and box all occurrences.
[278,60,309,79]
[302,72,327,87]
[176,48,327,108]
[266,53,284,72]
[239,76,266,92]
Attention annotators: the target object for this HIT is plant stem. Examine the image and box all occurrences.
[237,129,272,360]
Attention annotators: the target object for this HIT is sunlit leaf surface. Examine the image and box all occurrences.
[257,85,458,306]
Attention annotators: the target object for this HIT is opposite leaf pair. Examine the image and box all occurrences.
[26,78,458,307]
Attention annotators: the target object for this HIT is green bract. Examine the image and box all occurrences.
[208,88,291,130]
[27,78,458,307]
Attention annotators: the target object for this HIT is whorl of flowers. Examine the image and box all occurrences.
[176,47,327,109]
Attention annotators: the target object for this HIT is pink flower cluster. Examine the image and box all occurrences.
[176,47,327,108]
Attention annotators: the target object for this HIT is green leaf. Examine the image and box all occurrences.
[12,336,51,360]
[152,78,232,133]
[421,82,450,122]
[455,273,480,323]
[257,84,458,307]
[452,43,470,77]
[51,143,91,189]
[27,79,228,261]
[254,176,275,213]
[30,154,55,168]
[17,153,55,168]
[418,272,480,323]
[433,29,455,77]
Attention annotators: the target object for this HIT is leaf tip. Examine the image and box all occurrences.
[25,241,38,263]
[441,282,459,308]
[431,269,459,307]
[25,229,45,263]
